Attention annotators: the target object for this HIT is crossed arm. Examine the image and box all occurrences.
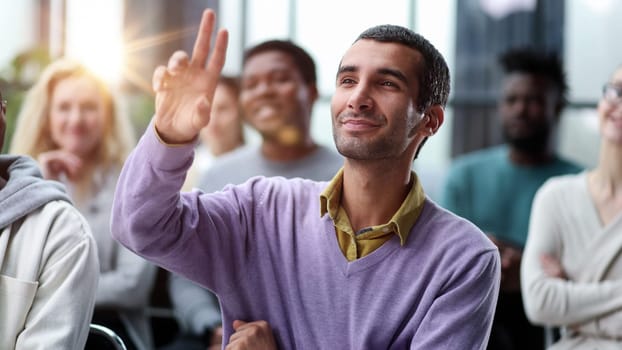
[521,185,622,326]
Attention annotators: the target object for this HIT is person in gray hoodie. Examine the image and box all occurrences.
[0,89,99,349]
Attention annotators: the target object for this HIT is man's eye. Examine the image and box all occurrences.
[241,80,256,90]
[57,102,71,112]
[274,74,292,83]
[82,102,98,112]
[504,96,517,104]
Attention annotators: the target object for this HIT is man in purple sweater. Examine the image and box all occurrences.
[112,9,500,349]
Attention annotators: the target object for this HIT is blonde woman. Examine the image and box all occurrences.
[522,64,622,349]
[10,58,156,350]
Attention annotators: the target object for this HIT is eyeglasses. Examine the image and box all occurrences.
[603,83,622,104]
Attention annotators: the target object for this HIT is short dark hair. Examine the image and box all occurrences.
[355,24,451,113]
[499,48,568,107]
[243,40,317,85]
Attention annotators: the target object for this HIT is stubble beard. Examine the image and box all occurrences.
[333,117,416,161]
[331,102,425,160]
[503,123,552,155]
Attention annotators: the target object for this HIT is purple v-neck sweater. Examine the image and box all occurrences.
[111,126,500,349]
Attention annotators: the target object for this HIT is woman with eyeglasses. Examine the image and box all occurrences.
[10,59,156,350]
[521,65,622,349]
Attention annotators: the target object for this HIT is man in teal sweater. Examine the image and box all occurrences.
[441,49,583,350]
[112,9,500,349]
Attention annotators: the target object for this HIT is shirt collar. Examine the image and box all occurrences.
[320,168,426,245]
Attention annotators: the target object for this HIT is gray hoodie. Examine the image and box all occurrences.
[0,154,71,230]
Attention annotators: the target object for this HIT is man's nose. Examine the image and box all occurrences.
[347,85,373,112]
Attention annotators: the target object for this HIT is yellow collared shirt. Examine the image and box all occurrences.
[320,168,426,261]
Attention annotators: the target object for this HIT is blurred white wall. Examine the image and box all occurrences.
[566,0,622,102]
[558,0,622,169]
[65,0,124,85]
[0,0,38,71]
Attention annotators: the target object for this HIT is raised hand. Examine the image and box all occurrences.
[152,9,229,144]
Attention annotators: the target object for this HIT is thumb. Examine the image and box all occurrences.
[194,95,212,127]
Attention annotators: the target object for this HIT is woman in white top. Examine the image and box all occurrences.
[521,64,622,349]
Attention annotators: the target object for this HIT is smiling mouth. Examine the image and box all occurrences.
[340,119,382,133]
[342,119,379,126]
[253,105,280,120]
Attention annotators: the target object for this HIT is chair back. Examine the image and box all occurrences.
[85,323,128,350]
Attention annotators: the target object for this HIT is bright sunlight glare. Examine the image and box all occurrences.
[64,0,124,85]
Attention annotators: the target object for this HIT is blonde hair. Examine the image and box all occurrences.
[10,58,135,170]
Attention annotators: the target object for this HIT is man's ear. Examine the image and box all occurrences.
[308,83,319,103]
[422,105,444,136]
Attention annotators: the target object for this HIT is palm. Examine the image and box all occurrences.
[153,9,228,144]
[155,68,213,139]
